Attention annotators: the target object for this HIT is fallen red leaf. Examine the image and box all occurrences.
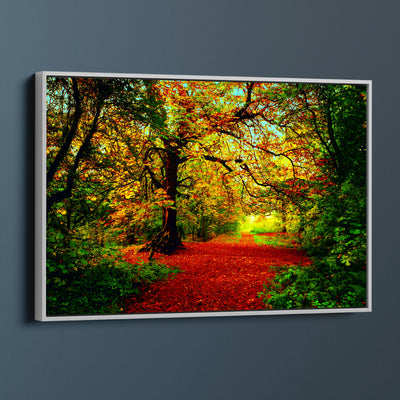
[124,233,311,314]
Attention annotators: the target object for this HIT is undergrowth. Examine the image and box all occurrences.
[46,241,180,316]
[258,262,367,310]
[253,233,297,248]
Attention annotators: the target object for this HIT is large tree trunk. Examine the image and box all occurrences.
[139,149,183,256]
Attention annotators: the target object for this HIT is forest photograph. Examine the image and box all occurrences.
[42,74,369,317]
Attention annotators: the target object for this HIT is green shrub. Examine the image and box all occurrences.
[46,241,180,316]
[258,262,367,310]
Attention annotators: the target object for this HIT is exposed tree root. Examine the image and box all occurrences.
[138,229,184,258]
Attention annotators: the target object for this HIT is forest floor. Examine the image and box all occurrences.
[123,232,312,314]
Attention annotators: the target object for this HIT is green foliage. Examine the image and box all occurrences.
[241,214,281,234]
[253,233,297,248]
[144,219,163,240]
[258,85,368,311]
[264,171,368,311]
[214,220,241,236]
[301,179,367,271]
[258,263,367,309]
[259,181,367,310]
[46,240,180,316]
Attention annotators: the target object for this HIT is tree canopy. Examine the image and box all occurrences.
[44,75,368,315]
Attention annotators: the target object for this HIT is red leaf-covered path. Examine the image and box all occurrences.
[123,232,311,314]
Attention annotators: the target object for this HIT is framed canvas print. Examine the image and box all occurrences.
[35,72,372,321]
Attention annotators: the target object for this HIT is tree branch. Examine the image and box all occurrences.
[47,78,83,186]
[47,90,106,211]
[301,89,338,172]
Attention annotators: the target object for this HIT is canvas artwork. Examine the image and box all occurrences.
[35,72,371,321]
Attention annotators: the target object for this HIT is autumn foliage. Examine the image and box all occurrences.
[44,76,368,316]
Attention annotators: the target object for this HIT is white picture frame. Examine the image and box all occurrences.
[36,71,372,321]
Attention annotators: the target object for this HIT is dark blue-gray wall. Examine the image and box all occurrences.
[1,1,398,399]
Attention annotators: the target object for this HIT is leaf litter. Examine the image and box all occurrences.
[123,232,311,314]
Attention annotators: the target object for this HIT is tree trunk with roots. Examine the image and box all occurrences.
[139,149,183,257]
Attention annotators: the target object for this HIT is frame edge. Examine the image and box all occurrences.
[35,72,373,321]
[35,71,46,321]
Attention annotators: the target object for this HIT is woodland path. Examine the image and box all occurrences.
[123,232,311,314]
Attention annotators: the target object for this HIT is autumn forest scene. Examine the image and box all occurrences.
[45,75,368,316]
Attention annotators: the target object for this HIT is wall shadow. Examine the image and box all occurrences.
[24,75,36,322]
